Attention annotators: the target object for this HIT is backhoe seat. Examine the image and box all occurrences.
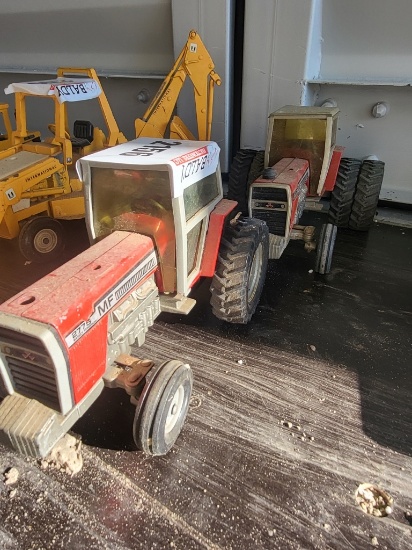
[71,120,94,148]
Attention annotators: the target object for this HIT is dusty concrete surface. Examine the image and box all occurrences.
[0,212,411,549]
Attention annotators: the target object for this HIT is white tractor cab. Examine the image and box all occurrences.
[77,137,269,322]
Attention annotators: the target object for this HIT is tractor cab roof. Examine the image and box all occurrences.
[77,137,221,198]
[4,77,101,104]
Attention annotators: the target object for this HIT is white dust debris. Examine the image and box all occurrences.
[40,433,83,476]
[4,467,19,485]
[355,483,393,517]
[8,489,17,498]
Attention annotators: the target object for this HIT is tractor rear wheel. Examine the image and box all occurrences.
[134,360,193,456]
[328,158,362,227]
[315,223,337,275]
[18,216,65,262]
[210,217,269,324]
[228,149,264,214]
[349,160,385,231]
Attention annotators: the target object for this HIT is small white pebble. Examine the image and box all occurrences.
[371,536,378,546]
[4,467,19,486]
[308,269,314,274]
[237,359,243,365]
[309,344,316,352]
[385,506,392,515]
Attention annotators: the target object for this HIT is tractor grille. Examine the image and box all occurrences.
[251,208,287,236]
[251,185,288,236]
[0,327,60,412]
[251,187,288,202]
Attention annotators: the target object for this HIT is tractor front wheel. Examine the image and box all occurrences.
[315,223,337,275]
[210,217,269,324]
[18,217,65,263]
[134,360,193,456]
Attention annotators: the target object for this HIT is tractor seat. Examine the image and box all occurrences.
[71,120,94,148]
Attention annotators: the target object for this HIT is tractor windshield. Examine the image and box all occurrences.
[90,167,176,292]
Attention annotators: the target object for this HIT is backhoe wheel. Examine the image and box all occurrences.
[328,157,362,227]
[210,217,269,324]
[315,223,337,275]
[18,217,65,263]
[228,149,264,214]
[349,160,385,231]
[134,361,193,456]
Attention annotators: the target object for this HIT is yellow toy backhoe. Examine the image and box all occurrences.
[0,31,221,263]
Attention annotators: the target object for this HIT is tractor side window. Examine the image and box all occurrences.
[183,171,219,221]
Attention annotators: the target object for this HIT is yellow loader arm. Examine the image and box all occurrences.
[135,30,222,141]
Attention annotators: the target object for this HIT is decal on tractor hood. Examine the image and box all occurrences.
[65,250,157,347]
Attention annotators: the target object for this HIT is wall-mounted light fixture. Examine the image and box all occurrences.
[372,102,389,118]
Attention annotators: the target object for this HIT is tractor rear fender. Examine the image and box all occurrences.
[199,199,238,278]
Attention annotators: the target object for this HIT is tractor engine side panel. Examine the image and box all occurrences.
[250,158,309,238]
[0,231,158,408]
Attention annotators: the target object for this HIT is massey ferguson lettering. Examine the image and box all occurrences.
[121,140,182,157]
[65,251,157,347]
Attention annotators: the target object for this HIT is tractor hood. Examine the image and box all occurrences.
[4,77,101,103]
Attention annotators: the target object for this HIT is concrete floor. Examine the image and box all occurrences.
[0,210,411,549]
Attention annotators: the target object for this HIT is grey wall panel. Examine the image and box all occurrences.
[0,0,174,76]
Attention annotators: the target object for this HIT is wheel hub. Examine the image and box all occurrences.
[164,385,185,434]
[34,229,58,254]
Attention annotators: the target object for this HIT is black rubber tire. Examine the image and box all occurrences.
[210,217,269,324]
[328,157,362,227]
[134,361,193,456]
[348,160,385,231]
[227,149,264,214]
[315,223,337,275]
[18,217,65,262]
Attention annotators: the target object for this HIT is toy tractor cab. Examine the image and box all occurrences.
[228,105,343,274]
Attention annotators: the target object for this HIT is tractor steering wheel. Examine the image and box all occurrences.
[48,123,71,140]
[131,198,167,218]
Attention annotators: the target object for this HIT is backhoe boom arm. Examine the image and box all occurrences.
[135,30,221,141]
